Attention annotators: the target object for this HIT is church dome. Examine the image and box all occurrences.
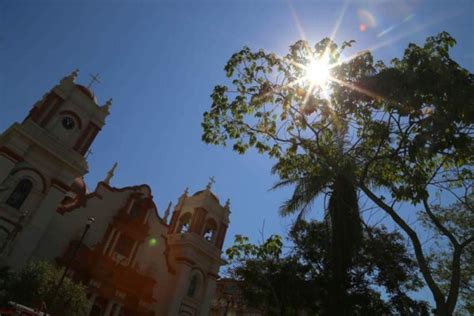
[192,190,220,203]
[57,177,87,214]
[75,84,97,102]
[71,177,87,196]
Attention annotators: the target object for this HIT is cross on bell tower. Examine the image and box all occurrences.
[206,176,216,190]
[86,73,101,89]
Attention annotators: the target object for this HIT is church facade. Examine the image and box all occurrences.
[0,71,230,316]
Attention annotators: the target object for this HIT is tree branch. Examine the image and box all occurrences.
[358,183,447,309]
[422,197,459,247]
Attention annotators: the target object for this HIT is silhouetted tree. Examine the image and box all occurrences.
[273,167,362,315]
[226,222,429,315]
[202,32,474,315]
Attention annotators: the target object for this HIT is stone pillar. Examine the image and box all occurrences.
[103,300,115,316]
[127,241,138,265]
[108,231,121,256]
[103,228,116,254]
[189,207,207,234]
[200,276,217,315]
[131,243,141,267]
[216,224,228,250]
[167,264,192,316]
[168,210,181,233]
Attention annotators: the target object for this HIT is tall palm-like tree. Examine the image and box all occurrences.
[273,163,362,315]
[327,173,362,315]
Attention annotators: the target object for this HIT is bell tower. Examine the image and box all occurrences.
[166,180,230,316]
[0,70,111,267]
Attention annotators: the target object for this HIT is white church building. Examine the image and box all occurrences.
[0,70,231,316]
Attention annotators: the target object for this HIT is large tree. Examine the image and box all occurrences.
[226,221,429,315]
[202,32,473,315]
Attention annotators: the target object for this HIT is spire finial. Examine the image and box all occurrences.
[206,176,216,190]
[103,98,113,111]
[163,201,172,223]
[175,187,189,210]
[62,69,79,83]
[104,162,118,185]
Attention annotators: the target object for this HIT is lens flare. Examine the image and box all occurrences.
[305,54,331,86]
[357,9,377,28]
[148,237,158,247]
[377,14,415,37]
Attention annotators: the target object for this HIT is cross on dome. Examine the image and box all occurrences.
[87,73,101,89]
[206,176,216,190]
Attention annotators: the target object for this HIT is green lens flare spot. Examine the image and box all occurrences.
[148,238,158,247]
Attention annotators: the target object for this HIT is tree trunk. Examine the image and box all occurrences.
[327,175,362,316]
[435,303,451,316]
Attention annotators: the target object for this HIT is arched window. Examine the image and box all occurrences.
[202,219,217,242]
[187,274,199,297]
[6,179,33,209]
[177,213,192,234]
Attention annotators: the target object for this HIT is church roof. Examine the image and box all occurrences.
[75,84,97,102]
[192,189,220,203]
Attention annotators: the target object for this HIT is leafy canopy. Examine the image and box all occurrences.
[225,222,429,316]
[202,32,473,203]
[203,31,473,316]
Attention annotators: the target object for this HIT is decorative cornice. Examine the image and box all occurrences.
[11,122,88,173]
[176,256,195,266]
[51,178,71,193]
[0,146,24,163]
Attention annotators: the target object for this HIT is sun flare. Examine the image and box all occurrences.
[305,55,331,86]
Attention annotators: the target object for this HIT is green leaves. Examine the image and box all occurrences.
[204,33,473,205]
[0,261,90,316]
[224,221,428,315]
[226,234,283,261]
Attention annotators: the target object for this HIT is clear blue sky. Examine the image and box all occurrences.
[1,0,472,262]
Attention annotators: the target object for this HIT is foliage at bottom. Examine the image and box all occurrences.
[0,261,90,316]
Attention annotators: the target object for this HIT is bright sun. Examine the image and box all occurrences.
[305,55,331,86]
